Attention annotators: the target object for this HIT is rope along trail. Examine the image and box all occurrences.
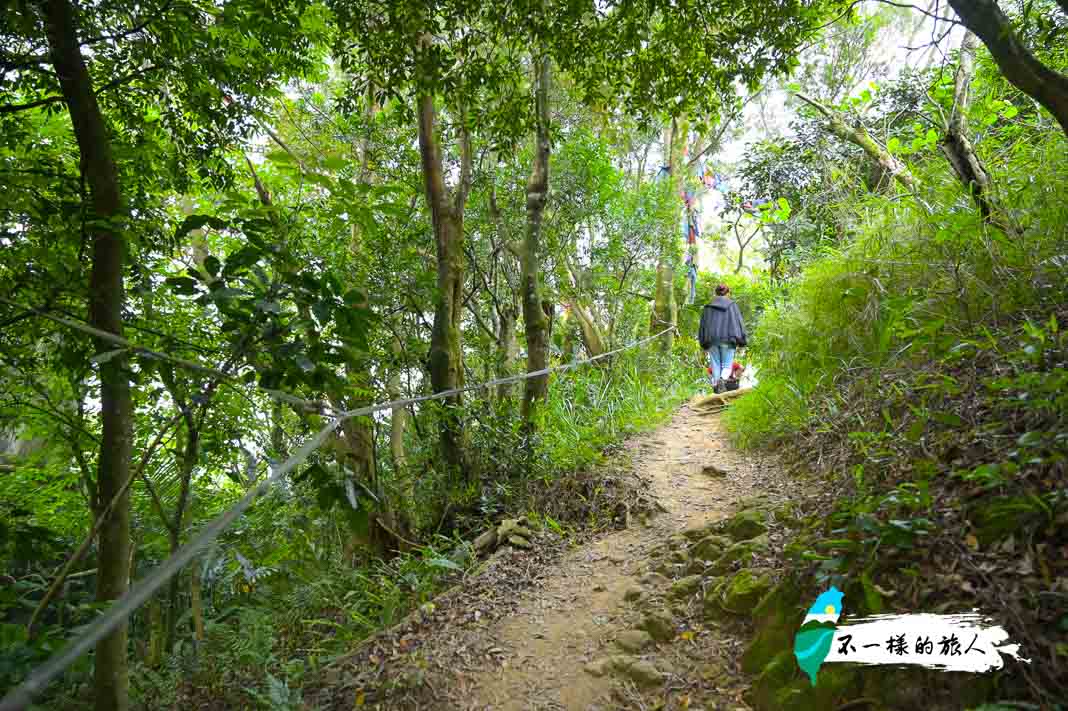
[0,321,675,711]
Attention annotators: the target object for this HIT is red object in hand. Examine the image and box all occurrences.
[731,362,745,378]
[706,366,713,374]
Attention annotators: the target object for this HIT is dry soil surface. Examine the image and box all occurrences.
[457,400,771,710]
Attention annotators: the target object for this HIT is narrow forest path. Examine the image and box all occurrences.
[460,402,763,711]
[316,400,788,711]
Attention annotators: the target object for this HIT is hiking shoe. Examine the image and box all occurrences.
[712,381,724,394]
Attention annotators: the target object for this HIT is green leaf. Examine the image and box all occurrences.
[165,276,200,295]
[255,300,282,314]
[204,255,221,277]
[887,136,901,154]
[931,411,963,427]
[860,571,884,614]
[427,557,462,571]
[176,214,227,238]
[223,245,262,277]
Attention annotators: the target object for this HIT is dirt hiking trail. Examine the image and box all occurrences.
[315,399,788,711]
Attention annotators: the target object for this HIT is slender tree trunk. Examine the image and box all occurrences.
[42,1,133,708]
[496,306,519,399]
[189,557,205,642]
[164,420,196,652]
[146,600,163,669]
[947,0,1068,138]
[733,213,758,274]
[940,31,998,224]
[270,400,286,458]
[571,301,607,357]
[652,118,683,351]
[384,334,417,545]
[486,173,521,401]
[388,335,408,476]
[521,54,551,421]
[416,85,471,478]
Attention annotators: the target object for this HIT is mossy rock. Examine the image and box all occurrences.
[617,657,664,688]
[736,494,774,510]
[586,655,663,687]
[747,649,799,710]
[711,534,768,574]
[721,569,774,614]
[773,501,801,528]
[669,574,703,599]
[507,534,532,549]
[691,534,733,562]
[748,653,858,711]
[667,533,689,550]
[752,577,801,627]
[741,578,804,673]
[640,610,676,641]
[701,577,731,621]
[497,518,532,540]
[638,572,670,588]
[725,508,768,541]
[682,521,717,541]
[685,557,710,575]
[615,629,654,653]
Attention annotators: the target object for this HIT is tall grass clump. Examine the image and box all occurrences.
[533,348,696,473]
[725,127,1068,449]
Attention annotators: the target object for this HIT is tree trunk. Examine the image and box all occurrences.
[164,417,197,653]
[388,335,408,476]
[652,118,683,351]
[571,301,607,357]
[189,558,205,642]
[496,306,518,399]
[336,414,385,554]
[947,0,1068,138]
[146,600,164,669]
[940,31,997,223]
[416,85,471,478]
[270,400,286,458]
[42,1,133,708]
[521,54,552,421]
[733,213,758,274]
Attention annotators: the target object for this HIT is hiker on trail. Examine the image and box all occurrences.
[698,284,748,394]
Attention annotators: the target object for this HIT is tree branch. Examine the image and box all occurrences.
[0,95,64,114]
[78,0,175,46]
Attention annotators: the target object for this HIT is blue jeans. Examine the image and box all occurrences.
[708,342,735,382]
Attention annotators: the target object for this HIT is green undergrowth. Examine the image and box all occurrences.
[722,135,1068,708]
[740,313,1067,709]
[123,347,695,710]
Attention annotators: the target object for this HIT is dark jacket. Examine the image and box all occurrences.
[698,296,747,349]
